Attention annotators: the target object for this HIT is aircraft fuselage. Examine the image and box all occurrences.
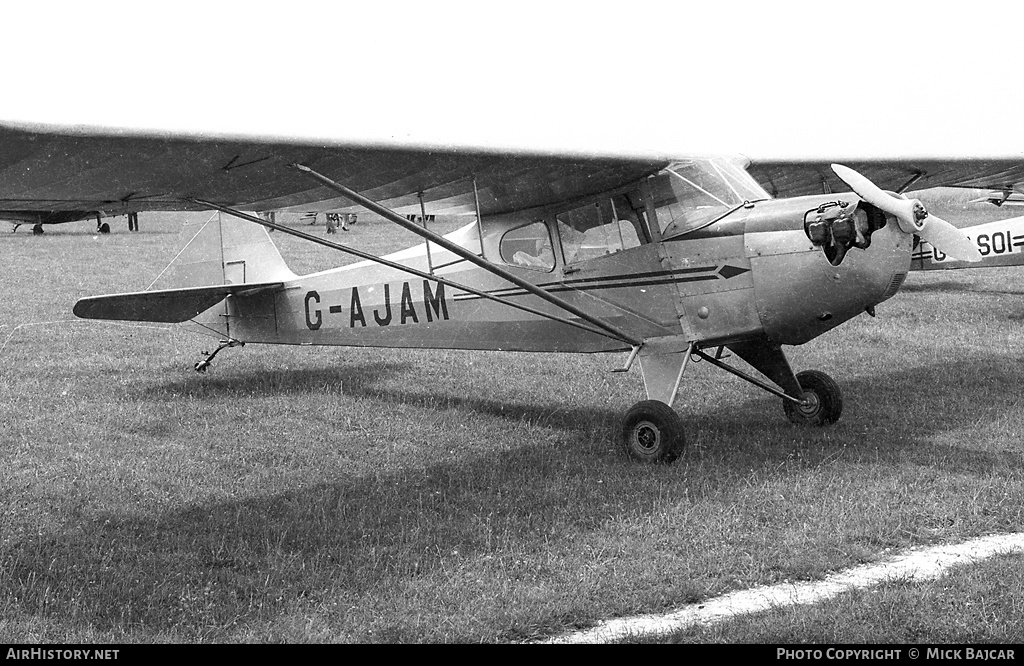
[206,193,911,355]
[912,216,1024,270]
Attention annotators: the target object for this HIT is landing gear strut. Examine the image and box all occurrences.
[195,338,243,372]
[691,347,843,428]
[621,339,843,464]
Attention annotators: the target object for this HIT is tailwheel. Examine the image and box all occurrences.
[621,400,685,464]
[193,338,243,373]
[783,370,843,426]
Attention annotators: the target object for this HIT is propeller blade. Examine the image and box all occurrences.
[831,164,981,262]
[830,164,894,210]
[919,213,983,262]
[830,164,919,234]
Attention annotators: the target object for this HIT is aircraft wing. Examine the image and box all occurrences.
[0,121,670,219]
[748,159,1024,198]
[73,282,284,323]
[7,120,1024,223]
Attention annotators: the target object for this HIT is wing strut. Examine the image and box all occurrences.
[417,191,435,275]
[288,163,644,347]
[190,200,622,343]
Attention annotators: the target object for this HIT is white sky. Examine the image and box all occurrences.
[4,0,1024,160]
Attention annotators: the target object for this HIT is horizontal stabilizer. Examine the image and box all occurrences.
[73,282,283,323]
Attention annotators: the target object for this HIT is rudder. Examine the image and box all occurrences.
[148,212,295,291]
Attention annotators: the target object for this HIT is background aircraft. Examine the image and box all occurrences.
[5,210,103,234]
[971,191,1024,207]
[5,210,140,234]
[3,121,1021,463]
[911,215,1024,271]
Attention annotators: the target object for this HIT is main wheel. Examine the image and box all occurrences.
[621,400,685,464]
[783,370,843,426]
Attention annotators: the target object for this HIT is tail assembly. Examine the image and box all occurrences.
[911,215,1024,271]
[73,213,294,333]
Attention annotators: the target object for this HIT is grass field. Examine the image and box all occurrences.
[1,191,1022,643]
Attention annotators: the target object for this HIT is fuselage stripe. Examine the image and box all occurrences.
[451,273,725,302]
[541,265,724,289]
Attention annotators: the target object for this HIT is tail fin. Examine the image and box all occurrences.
[149,212,295,290]
[74,213,293,325]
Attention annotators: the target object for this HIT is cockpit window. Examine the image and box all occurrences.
[502,220,554,271]
[556,199,641,264]
[648,157,770,236]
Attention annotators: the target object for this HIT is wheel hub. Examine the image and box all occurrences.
[796,392,820,417]
[633,420,661,453]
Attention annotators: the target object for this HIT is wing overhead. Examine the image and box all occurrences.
[0,121,670,219]
[8,120,1024,221]
[749,159,1024,199]
[73,282,283,323]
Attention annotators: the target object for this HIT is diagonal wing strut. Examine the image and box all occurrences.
[289,163,644,347]
[191,199,625,343]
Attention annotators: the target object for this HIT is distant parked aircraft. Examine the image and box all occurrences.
[912,216,1024,271]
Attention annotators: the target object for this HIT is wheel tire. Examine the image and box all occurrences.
[783,370,843,426]
[621,400,685,464]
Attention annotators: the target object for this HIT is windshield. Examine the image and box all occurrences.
[649,157,770,236]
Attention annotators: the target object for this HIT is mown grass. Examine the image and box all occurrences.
[0,192,1022,643]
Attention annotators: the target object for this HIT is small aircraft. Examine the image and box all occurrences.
[911,215,1024,271]
[4,121,1023,463]
[5,211,103,234]
[971,191,1024,207]
[4,210,138,234]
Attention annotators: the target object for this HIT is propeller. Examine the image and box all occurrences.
[831,164,982,262]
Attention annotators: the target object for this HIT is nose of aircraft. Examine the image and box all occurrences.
[830,164,982,263]
[743,192,912,346]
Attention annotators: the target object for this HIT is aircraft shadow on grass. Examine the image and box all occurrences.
[5,355,1023,639]
[140,353,1024,469]
[144,360,620,436]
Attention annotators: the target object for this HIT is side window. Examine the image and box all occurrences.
[611,193,651,244]
[500,221,554,271]
[557,199,642,264]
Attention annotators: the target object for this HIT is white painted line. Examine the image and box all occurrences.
[543,532,1024,644]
